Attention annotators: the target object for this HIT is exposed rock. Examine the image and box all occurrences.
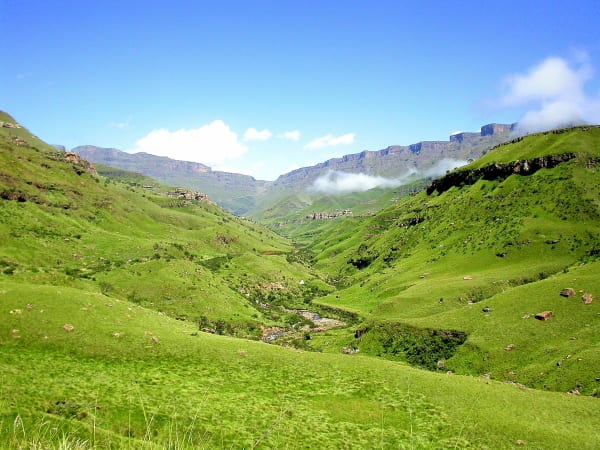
[582,293,593,304]
[560,288,576,297]
[341,347,359,355]
[482,307,493,313]
[201,327,216,334]
[306,209,352,220]
[63,324,75,332]
[167,188,209,202]
[0,121,22,129]
[535,311,553,321]
[449,132,479,143]
[63,152,98,176]
[437,360,445,369]
[504,344,515,351]
[427,153,579,195]
[463,275,473,280]
[481,123,514,136]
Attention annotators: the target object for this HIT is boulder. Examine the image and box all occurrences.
[582,293,593,304]
[560,288,576,297]
[535,311,553,321]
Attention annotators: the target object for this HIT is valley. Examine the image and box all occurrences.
[1,111,600,448]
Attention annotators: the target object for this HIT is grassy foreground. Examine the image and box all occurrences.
[2,280,600,449]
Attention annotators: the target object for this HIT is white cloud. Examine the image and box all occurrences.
[311,171,402,194]
[243,127,272,142]
[498,55,600,134]
[422,159,469,177]
[304,133,355,150]
[132,120,247,166]
[310,159,468,195]
[280,130,301,141]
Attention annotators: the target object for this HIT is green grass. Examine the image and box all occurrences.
[2,113,600,448]
[2,280,600,449]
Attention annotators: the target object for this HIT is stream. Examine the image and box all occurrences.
[262,308,346,343]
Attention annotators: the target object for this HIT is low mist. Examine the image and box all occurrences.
[310,159,468,195]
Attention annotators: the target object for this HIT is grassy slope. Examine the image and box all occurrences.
[1,114,600,448]
[2,281,600,449]
[0,113,318,328]
[307,127,600,395]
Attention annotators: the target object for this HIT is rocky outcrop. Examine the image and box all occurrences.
[450,132,479,143]
[167,188,209,202]
[481,123,515,136]
[306,209,352,220]
[0,121,22,129]
[427,153,577,195]
[535,311,554,321]
[560,288,576,298]
[63,152,98,176]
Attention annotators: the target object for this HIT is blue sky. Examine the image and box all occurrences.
[2,0,600,180]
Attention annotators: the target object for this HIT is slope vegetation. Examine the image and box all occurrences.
[2,113,599,448]
[307,126,600,395]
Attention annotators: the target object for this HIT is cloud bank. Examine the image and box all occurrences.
[311,159,468,195]
[499,55,600,134]
[305,133,355,150]
[132,120,247,166]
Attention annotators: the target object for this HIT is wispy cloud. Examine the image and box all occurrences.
[109,118,131,129]
[310,159,468,195]
[280,130,301,141]
[497,54,600,134]
[131,120,247,166]
[304,132,355,150]
[311,171,400,194]
[243,127,272,142]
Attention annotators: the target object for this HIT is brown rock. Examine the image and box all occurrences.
[560,288,576,297]
[63,324,75,332]
[505,344,515,351]
[582,293,593,304]
[535,311,553,321]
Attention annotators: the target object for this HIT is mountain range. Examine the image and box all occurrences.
[74,122,514,218]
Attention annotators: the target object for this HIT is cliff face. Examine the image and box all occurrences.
[481,123,515,136]
[426,153,578,195]
[272,125,514,190]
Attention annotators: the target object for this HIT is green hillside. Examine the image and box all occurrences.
[0,112,320,332]
[306,126,600,394]
[2,113,600,448]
